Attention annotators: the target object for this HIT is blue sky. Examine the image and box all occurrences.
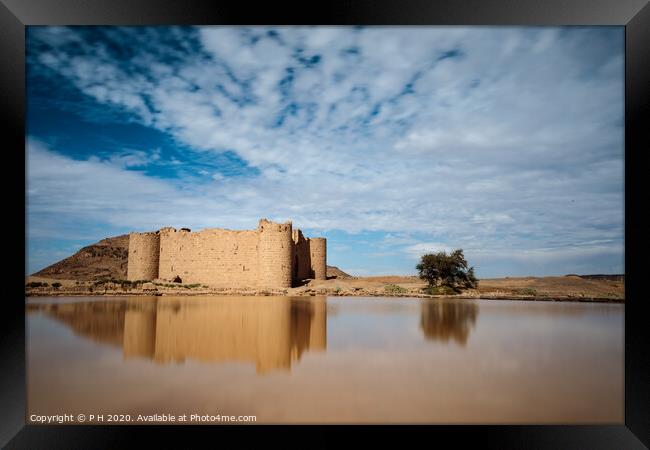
[26,26,624,278]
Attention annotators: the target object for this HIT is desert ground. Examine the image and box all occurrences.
[25,273,624,302]
[294,274,624,301]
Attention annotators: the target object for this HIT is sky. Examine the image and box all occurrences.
[26,26,624,278]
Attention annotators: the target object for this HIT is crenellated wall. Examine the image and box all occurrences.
[127,232,160,281]
[127,219,326,288]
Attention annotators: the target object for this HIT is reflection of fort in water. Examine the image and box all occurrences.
[28,297,481,367]
[419,300,478,346]
[29,297,326,373]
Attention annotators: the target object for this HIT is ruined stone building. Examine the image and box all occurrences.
[127,219,326,288]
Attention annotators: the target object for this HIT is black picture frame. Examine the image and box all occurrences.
[2,0,648,448]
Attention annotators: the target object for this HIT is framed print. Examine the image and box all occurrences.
[2,0,649,448]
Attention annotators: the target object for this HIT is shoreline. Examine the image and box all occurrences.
[24,290,624,303]
[24,274,625,304]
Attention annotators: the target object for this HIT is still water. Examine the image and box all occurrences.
[26,296,623,424]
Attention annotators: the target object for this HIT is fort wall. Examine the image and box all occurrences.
[127,219,326,288]
[158,227,259,286]
[292,229,312,282]
[127,232,160,281]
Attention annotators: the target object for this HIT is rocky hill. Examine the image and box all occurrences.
[32,235,130,281]
[326,265,353,279]
[32,234,351,281]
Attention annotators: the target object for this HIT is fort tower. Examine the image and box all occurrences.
[127,232,160,281]
[308,238,327,281]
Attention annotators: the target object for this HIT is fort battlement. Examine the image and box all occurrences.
[127,219,327,288]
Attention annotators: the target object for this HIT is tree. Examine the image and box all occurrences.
[416,249,478,290]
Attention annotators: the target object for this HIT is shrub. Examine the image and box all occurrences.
[384,284,407,294]
[52,282,62,289]
[517,288,537,296]
[423,285,459,295]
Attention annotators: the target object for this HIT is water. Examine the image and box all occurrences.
[26,296,623,424]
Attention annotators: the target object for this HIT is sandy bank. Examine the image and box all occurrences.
[25,274,624,303]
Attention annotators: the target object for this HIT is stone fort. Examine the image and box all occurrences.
[127,219,326,288]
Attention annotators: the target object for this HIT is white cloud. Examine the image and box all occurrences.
[26,27,624,275]
[106,150,153,168]
[404,242,456,257]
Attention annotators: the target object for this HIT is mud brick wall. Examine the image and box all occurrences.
[127,232,160,281]
[158,228,260,287]
[292,229,312,282]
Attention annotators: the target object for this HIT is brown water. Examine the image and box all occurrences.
[26,296,623,424]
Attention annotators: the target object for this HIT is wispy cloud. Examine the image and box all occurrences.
[404,242,456,257]
[26,26,624,277]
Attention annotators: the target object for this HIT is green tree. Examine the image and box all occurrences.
[416,249,478,290]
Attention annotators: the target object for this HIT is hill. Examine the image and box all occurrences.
[326,266,353,279]
[32,235,130,281]
[32,235,352,281]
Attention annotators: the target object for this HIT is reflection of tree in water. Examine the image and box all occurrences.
[420,300,478,346]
